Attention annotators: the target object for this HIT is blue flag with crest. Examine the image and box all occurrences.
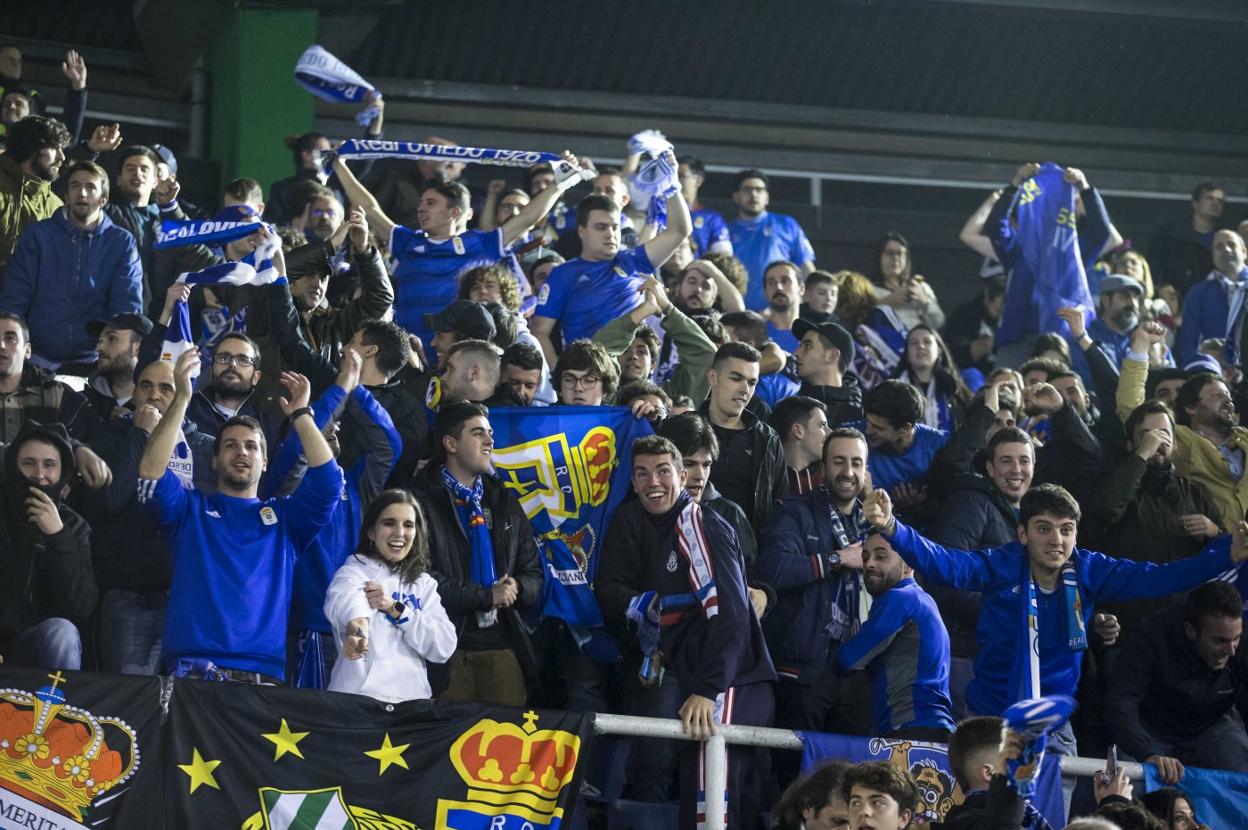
[488,406,654,661]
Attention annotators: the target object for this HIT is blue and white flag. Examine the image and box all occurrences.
[628,130,679,232]
[294,44,380,126]
[160,300,200,381]
[801,731,1065,828]
[489,405,654,661]
[1003,695,1077,799]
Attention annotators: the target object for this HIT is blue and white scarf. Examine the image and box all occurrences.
[294,44,381,126]
[334,140,593,188]
[155,216,262,250]
[1003,695,1077,798]
[441,467,499,629]
[1010,557,1086,707]
[628,130,679,231]
[175,231,284,288]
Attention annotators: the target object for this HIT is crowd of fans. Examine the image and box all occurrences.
[3,39,1248,830]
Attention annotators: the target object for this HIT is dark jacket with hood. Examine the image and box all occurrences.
[0,421,96,653]
[410,463,544,692]
[929,472,1018,659]
[798,374,864,429]
[931,774,1026,830]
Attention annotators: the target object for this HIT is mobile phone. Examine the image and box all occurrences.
[1106,744,1119,780]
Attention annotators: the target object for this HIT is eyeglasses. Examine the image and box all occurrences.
[214,352,256,368]
[560,373,602,390]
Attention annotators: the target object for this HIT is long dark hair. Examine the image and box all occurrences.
[1140,787,1198,828]
[354,489,431,584]
[872,230,912,287]
[893,324,972,409]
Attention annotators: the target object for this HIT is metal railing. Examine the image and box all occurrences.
[592,713,1143,830]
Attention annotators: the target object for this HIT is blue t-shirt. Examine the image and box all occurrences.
[534,247,655,343]
[867,424,949,494]
[690,207,731,257]
[141,461,344,679]
[728,211,815,310]
[766,320,799,353]
[755,372,800,409]
[390,226,505,360]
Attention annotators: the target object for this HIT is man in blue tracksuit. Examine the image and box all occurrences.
[862,480,1246,756]
[260,349,400,688]
[830,532,953,742]
[138,349,342,684]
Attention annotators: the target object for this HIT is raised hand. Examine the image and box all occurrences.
[61,50,87,91]
[1011,162,1041,187]
[363,580,395,613]
[86,123,122,155]
[134,404,162,434]
[862,486,894,532]
[343,617,370,660]
[1023,382,1064,417]
[1056,306,1087,340]
[278,372,312,416]
[1063,166,1090,191]
[153,177,180,207]
[346,206,369,252]
[1130,320,1167,354]
[336,348,363,394]
[173,348,200,400]
[1132,427,1169,462]
[1092,613,1120,647]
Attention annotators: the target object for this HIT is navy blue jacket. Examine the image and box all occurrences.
[0,208,142,364]
[759,487,871,684]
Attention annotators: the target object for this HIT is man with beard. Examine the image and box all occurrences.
[82,312,152,418]
[0,115,68,272]
[793,318,863,429]
[0,420,96,670]
[0,160,142,368]
[829,532,954,741]
[762,260,804,352]
[629,434,776,830]
[1087,399,1223,633]
[1119,320,1248,531]
[728,170,815,310]
[182,331,280,451]
[138,350,342,683]
[698,341,786,535]
[1180,229,1248,364]
[1073,274,1171,378]
[760,427,873,781]
[86,358,215,674]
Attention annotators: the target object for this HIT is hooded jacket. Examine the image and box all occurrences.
[798,374,865,429]
[0,421,96,651]
[0,154,62,274]
[699,398,786,535]
[0,207,143,363]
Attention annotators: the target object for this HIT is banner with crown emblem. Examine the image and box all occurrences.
[488,406,653,660]
[0,668,164,830]
[800,731,1065,827]
[0,668,592,830]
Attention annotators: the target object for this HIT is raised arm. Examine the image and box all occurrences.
[958,190,1003,260]
[332,154,396,243]
[863,487,995,591]
[138,349,197,480]
[1116,322,1165,421]
[279,372,334,469]
[693,258,744,313]
[641,152,693,268]
[500,152,588,249]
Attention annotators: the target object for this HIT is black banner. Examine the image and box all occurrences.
[0,667,593,830]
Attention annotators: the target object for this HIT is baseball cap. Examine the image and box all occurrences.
[1099,274,1144,296]
[792,318,855,370]
[424,300,496,341]
[87,313,153,339]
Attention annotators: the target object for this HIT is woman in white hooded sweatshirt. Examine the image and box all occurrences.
[325,489,456,702]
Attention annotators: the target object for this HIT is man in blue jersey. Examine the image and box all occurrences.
[728,169,815,310]
[137,349,343,684]
[678,156,732,258]
[333,151,587,362]
[861,480,1248,756]
[864,379,949,497]
[830,532,954,742]
[530,151,693,365]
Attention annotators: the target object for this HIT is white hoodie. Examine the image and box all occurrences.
[324,555,457,703]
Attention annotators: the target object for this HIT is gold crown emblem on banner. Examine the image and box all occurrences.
[0,672,140,821]
[449,710,581,814]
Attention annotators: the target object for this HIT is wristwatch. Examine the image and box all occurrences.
[390,600,406,618]
[822,551,842,574]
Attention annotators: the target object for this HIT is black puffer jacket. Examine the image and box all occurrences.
[0,421,96,652]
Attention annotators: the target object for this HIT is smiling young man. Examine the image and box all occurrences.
[629,434,775,830]
[699,341,785,534]
[138,350,343,684]
[863,480,1248,756]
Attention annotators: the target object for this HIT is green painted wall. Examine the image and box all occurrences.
[205,6,317,195]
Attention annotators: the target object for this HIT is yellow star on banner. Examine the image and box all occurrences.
[364,733,410,775]
[261,718,309,761]
[177,748,222,794]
